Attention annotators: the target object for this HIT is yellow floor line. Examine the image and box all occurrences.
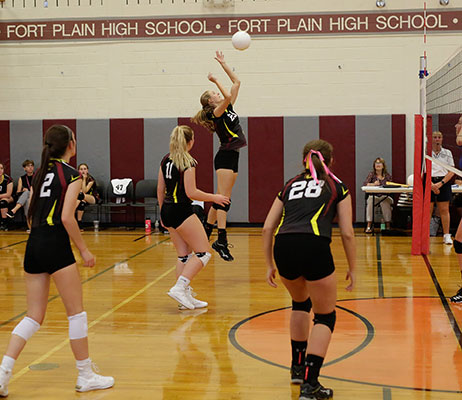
[11,265,175,382]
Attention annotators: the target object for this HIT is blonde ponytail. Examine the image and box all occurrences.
[169,125,197,172]
[191,91,215,132]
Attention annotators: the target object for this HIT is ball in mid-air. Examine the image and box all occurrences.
[232,31,251,51]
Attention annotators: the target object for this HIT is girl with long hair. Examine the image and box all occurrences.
[192,51,247,262]
[0,125,114,396]
[0,162,14,231]
[76,163,99,230]
[262,139,356,400]
[158,125,230,310]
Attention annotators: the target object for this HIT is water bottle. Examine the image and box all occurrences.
[145,218,151,234]
[154,220,160,232]
[380,219,386,231]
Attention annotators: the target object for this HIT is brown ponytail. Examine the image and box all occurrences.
[302,139,333,181]
[29,125,73,220]
[191,91,216,132]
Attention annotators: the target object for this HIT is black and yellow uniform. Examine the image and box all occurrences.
[273,173,349,281]
[20,174,33,192]
[0,174,13,196]
[160,154,194,229]
[207,104,247,173]
[24,159,81,274]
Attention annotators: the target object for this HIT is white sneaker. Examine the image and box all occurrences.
[444,234,453,245]
[178,287,208,310]
[0,366,12,397]
[167,286,194,310]
[75,366,114,393]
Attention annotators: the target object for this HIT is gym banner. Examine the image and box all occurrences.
[1,9,461,42]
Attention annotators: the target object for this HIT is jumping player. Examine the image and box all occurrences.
[192,51,247,262]
[262,139,356,400]
[0,125,114,396]
[158,125,229,310]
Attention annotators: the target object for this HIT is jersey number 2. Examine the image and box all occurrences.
[40,173,54,197]
[288,180,323,200]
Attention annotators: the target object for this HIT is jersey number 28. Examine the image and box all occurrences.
[288,180,324,200]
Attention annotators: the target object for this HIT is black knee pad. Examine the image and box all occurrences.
[292,298,312,313]
[454,240,462,254]
[0,200,8,209]
[76,201,86,211]
[212,201,231,212]
[313,311,336,333]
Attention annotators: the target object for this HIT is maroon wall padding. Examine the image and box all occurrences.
[248,117,284,223]
[438,113,462,172]
[392,114,406,185]
[43,120,77,167]
[110,119,145,222]
[178,118,214,195]
[0,121,10,175]
[319,116,356,220]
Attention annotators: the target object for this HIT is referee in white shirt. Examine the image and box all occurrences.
[430,131,455,244]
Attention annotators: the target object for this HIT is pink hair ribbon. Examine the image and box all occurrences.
[304,150,341,184]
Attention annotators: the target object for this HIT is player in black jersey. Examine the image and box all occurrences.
[0,125,114,397]
[262,140,356,400]
[0,162,14,231]
[6,159,35,231]
[158,125,229,310]
[192,51,247,262]
[76,163,99,231]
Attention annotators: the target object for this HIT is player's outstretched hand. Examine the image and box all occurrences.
[214,51,225,64]
[80,248,95,268]
[208,72,217,83]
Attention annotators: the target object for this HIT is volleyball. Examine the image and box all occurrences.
[232,31,251,51]
[407,174,414,186]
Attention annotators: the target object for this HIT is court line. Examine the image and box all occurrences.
[376,234,385,298]
[0,240,27,251]
[10,264,175,383]
[422,254,462,350]
[0,237,171,329]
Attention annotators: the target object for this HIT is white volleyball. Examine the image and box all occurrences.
[232,31,251,51]
[407,174,414,186]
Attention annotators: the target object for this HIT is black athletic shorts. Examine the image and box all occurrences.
[24,225,76,274]
[273,233,335,281]
[161,203,194,229]
[431,177,452,202]
[214,149,239,173]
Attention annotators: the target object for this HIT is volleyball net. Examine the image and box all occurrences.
[412,46,462,255]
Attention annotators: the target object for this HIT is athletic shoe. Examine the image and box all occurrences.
[290,364,305,384]
[168,286,194,310]
[178,287,208,310]
[0,366,12,397]
[75,365,114,392]
[5,211,14,219]
[212,240,234,262]
[444,234,453,245]
[299,382,333,400]
[450,287,462,303]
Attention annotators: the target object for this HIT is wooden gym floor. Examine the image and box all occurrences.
[0,227,461,399]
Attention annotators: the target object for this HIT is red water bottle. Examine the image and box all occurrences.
[145,218,151,234]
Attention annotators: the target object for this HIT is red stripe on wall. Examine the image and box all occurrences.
[319,116,356,220]
[178,118,214,194]
[248,117,284,223]
[438,113,461,170]
[0,121,10,175]
[392,115,406,185]
[43,120,77,167]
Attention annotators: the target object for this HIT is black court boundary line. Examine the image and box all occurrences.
[0,237,171,329]
[376,234,385,298]
[0,240,27,250]
[228,304,374,369]
[229,301,462,394]
[422,254,462,350]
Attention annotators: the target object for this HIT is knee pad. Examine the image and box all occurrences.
[76,201,86,211]
[196,252,211,267]
[68,311,88,340]
[12,316,40,341]
[178,253,194,264]
[454,239,462,254]
[292,298,312,313]
[313,311,336,333]
[0,200,8,209]
[212,202,231,212]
